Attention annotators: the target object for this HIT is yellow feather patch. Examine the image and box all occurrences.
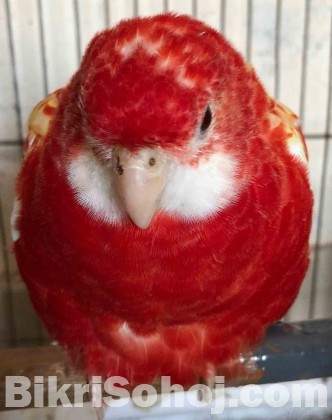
[25,89,61,154]
[270,100,308,165]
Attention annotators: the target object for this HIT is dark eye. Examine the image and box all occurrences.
[200,105,212,132]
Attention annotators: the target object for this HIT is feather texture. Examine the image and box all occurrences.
[13,14,313,387]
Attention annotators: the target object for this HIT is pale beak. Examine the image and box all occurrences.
[112,147,168,229]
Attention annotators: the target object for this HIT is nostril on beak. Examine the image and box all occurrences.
[149,157,156,167]
[115,156,124,175]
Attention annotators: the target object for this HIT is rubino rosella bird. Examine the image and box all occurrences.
[12,14,313,387]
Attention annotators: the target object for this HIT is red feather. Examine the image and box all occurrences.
[14,14,313,387]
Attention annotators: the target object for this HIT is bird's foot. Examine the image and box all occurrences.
[218,352,264,386]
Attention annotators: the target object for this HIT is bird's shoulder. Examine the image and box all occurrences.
[267,99,308,164]
[12,90,63,242]
[24,89,62,155]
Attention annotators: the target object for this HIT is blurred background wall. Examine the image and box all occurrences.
[0,0,331,349]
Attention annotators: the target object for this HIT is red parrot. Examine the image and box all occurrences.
[12,14,313,387]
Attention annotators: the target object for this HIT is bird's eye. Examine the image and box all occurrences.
[200,105,212,132]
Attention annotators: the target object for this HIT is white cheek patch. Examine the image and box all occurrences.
[67,148,239,225]
[66,148,125,224]
[11,198,21,242]
[160,152,240,220]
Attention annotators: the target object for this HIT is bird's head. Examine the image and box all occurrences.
[67,14,269,228]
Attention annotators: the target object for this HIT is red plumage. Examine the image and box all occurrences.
[13,14,313,386]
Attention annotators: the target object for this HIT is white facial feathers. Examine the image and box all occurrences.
[67,148,125,224]
[159,153,239,220]
[67,147,240,225]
